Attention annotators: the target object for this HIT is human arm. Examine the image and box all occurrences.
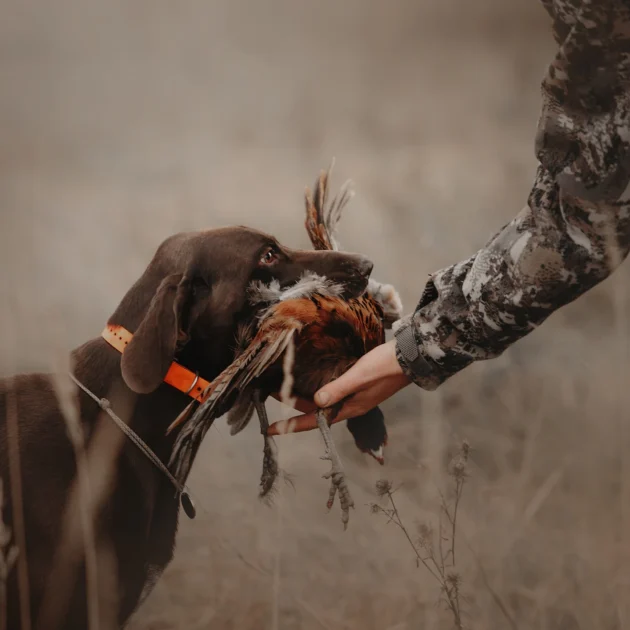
[268,0,630,434]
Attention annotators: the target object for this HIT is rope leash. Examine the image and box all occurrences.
[67,372,197,519]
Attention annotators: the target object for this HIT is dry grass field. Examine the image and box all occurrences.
[3,1,630,628]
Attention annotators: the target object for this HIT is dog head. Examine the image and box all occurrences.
[109,226,373,394]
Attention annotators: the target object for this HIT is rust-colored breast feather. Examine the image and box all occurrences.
[256,294,385,397]
[175,292,384,426]
[268,295,382,340]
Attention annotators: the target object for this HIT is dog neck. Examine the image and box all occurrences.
[69,334,198,454]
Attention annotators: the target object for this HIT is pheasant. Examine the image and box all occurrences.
[167,163,402,527]
[301,165,402,465]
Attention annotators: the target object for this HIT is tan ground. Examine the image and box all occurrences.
[3,1,630,628]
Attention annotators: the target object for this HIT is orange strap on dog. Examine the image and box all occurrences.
[101,324,212,403]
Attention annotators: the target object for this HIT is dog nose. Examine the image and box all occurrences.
[357,257,374,278]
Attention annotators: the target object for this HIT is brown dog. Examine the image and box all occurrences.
[0,226,373,629]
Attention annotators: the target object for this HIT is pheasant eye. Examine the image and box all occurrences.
[259,248,278,265]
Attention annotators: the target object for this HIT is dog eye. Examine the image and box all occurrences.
[259,248,278,265]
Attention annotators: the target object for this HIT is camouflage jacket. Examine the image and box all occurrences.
[394,0,630,390]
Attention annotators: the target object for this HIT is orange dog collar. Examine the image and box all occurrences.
[101,324,212,403]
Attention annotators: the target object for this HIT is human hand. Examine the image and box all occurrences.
[267,339,411,435]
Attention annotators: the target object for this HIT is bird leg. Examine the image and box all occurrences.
[253,391,279,500]
[316,406,354,529]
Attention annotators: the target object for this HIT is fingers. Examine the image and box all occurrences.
[267,396,363,436]
[313,341,399,408]
[267,370,411,437]
[313,363,370,408]
[267,342,410,438]
[269,392,318,414]
[267,411,347,435]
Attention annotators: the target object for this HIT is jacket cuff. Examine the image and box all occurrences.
[393,316,443,391]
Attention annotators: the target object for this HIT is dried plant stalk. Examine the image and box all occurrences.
[279,335,297,412]
[49,364,100,630]
[0,478,18,630]
[370,442,471,630]
[37,395,126,630]
[5,383,32,630]
[38,365,129,630]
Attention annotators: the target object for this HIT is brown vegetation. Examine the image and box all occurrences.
[3,1,630,628]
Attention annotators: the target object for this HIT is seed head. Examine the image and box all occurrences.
[461,440,470,461]
[375,479,393,497]
[416,521,434,551]
[452,460,467,481]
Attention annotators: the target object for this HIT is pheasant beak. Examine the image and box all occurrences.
[368,446,385,466]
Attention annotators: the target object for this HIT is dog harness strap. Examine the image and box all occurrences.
[101,325,212,402]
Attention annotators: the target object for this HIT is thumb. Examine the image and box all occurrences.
[314,366,365,408]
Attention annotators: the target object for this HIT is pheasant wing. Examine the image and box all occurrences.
[167,320,300,484]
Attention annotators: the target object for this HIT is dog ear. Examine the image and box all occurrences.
[121,273,192,394]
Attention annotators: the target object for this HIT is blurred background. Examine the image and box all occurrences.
[3,1,630,628]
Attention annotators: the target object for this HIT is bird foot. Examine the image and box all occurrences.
[323,469,354,528]
[253,392,279,501]
[259,435,279,500]
[316,409,355,529]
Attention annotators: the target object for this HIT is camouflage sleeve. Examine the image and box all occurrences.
[394,0,630,390]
